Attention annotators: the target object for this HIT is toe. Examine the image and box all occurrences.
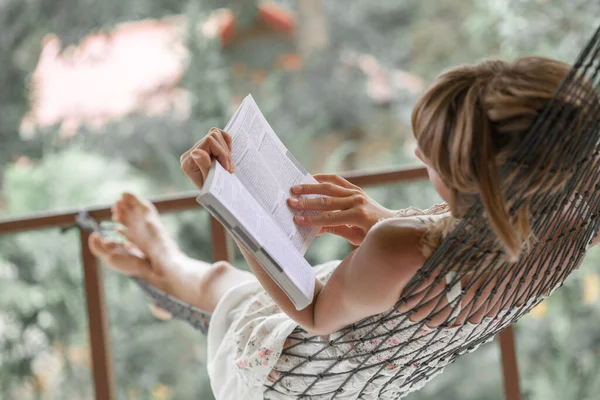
[111,206,122,223]
[123,192,143,209]
[123,192,154,213]
[113,200,131,224]
[121,192,134,205]
[116,226,132,241]
[89,232,108,257]
[124,242,145,258]
[119,194,134,210]
[103,241,120,252]
[112,212,121,223]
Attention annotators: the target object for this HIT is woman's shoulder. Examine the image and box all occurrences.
[365,217,429,274]
[371,215,428,239]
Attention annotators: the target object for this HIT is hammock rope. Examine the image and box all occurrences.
[75,22,600,399]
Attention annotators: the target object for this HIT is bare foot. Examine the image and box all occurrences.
[88,233,153,279]
[111,193,179,268]
[91,193,213,311]
[92,193,255,314]
[88,233,172,319]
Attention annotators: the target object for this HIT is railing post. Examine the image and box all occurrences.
[79,229,116,400]
[210,216,232,262]
[499,326,521,400]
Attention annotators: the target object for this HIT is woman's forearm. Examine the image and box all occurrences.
[233,238,325,331]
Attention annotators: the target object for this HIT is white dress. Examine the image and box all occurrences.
[207,261,339,400]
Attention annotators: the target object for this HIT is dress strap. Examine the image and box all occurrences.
[393,203,451,218]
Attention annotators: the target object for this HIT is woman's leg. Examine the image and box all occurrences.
[89,193,254,313]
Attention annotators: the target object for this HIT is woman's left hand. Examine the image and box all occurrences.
[287,174,394,246]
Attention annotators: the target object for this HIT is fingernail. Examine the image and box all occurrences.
[295,215,305,223]
[288,198,299,206]
[292,185,302,193]
[191,151,202,159]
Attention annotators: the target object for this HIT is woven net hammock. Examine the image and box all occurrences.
[78,23,600,399]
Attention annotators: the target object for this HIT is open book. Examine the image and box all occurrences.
[197,95,320,310]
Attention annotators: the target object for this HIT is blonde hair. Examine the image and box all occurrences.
[412,57,581,261]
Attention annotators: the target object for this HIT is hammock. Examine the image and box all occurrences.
[76,23,600,399]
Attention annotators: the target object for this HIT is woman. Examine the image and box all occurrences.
[89,56,599,399]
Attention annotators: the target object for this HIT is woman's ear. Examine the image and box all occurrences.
[415,147,424,163]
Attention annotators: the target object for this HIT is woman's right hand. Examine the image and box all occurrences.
[180,128,235,190]
[288,174,394,246]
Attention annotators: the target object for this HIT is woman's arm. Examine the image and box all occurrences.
[179,129,424,334]
[234,218,425,335]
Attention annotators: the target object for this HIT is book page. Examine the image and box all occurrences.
[225,95,320,254]
[206,163,315,297]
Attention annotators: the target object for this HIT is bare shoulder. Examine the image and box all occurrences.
[362,217,427,278]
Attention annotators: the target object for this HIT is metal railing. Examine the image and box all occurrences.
[0,165,521,400]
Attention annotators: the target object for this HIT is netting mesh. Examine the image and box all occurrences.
[75,23,600,400]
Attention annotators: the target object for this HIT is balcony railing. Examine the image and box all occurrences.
[0,165,521,400]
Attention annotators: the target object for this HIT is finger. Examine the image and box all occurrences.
[288,195,356,211]
[181,150,210,189]
[294,209,362,227]
[180,135,208,164]
[318,225,364,245]
[291,182,355,197]
[202,136,233,172]
[180,127,228,164]
[220,129,234,152]
[313,173,360,190]
[211,129,233,164]
[210,136,234,173]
